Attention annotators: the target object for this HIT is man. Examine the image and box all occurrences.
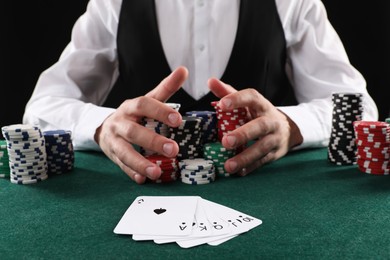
[23,0,378,184]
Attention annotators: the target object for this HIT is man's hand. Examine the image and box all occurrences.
[94,66,188,184]
[208,77,303,176]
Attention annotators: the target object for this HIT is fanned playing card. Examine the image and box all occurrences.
[114,196,200,237]
[114,196,262,248]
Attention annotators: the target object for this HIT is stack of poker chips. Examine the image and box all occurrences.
[185,111,218,144]
[1,124,49,184]
[145,155,179,183]
[0,140,10,178]
[43,130,75,174]
[327,92,363,165]
[140,103,181,156]
[353,121,390,175]
[179,158,216,185]
[203,142,236,177]
[169,116,203,160]
[211,101,248,153]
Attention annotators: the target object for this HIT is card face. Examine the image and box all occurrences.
[113,196,200,237]
[177,198,262,248]
[152,199,215,244]
[114,196,262,248]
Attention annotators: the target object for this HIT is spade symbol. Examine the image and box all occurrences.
[154,208,167,215]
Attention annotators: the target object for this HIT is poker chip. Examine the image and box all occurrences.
[169,116,203,160]
[179,158,216,185]
[211,101,248,154]
[43,130,75,174]
[0,140,10,178]
[185,111,218,144]
[1,124,49,184]
[145,155,179,183]
[140,103,181,156]
[353,120,390,175]
[203,142,235,177]
[327,92,363,165]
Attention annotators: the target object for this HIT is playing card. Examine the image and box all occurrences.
[177,198,262,248]
[114,196,262,248]
[152,198,215,244]
[113,196,200,237]
[205,198,262,246]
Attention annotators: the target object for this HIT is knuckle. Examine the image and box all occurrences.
[133,96,148,110]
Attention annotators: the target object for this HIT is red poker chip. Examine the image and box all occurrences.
[355,140,388,148]
[357,149,390,157]
[358,166,390,175]
[357,132,390,138]
[353,120,389,128]
[357,153,390,161]
[357,160,389,169]
[357,146,390,156]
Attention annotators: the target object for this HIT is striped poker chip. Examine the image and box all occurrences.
[181,177,214,185]
[203,142,235,177]
[0,140,9,178]
[185,111,218,144]
[140,103,180,156]
[43,130,74,175]
[327,92,363,166]
[2,124,49,184]
[211,101,248,155]
[179,158,214,171]
[179,158,216,185]
[145,155,179,183]
[169,116,204,160]
[353,120,390,175]
[10,173,48,185]
[165,103,181,111]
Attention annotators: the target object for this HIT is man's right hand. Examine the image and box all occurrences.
[94,66,188,184]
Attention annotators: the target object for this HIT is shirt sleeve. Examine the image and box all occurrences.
[23,0,122,151]
[275,0,378,149]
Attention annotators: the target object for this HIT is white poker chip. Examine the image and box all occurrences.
[179,158,214,171]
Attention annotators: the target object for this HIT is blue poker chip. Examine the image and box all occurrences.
[43,129,74,174]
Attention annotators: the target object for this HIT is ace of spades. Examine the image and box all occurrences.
[114,196,200,237]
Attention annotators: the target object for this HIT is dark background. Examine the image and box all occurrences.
[2,1,389,130]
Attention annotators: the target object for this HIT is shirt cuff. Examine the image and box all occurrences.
[75,104,116,151]
[277,105,331,150]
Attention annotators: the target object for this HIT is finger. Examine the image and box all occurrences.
[224,135,278,174]
[208,77,237,98]
[146,66,189,102]
[113,120,179,158]
[236,152,276,177]
[116,160,147,184]
[218,88,270,113]
[110,136,163,180]
[120,97,182,128]
[221,117,276,149]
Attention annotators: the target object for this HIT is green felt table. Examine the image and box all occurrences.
[1,147,390,259]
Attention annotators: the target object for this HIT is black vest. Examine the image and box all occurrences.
[104,0,297,113]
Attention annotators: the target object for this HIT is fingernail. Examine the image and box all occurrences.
[226,135,236,147]
[145,166,155,178]
[168,113,179,124]
[228,160,238,172]
[134,173,146,183]
[222,98,232,109]
[163,143,174,156]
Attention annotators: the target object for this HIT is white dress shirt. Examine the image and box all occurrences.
[23,0,379,151]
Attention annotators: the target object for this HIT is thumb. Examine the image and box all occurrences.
[146,66,189,102]
[208,77,237,98]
